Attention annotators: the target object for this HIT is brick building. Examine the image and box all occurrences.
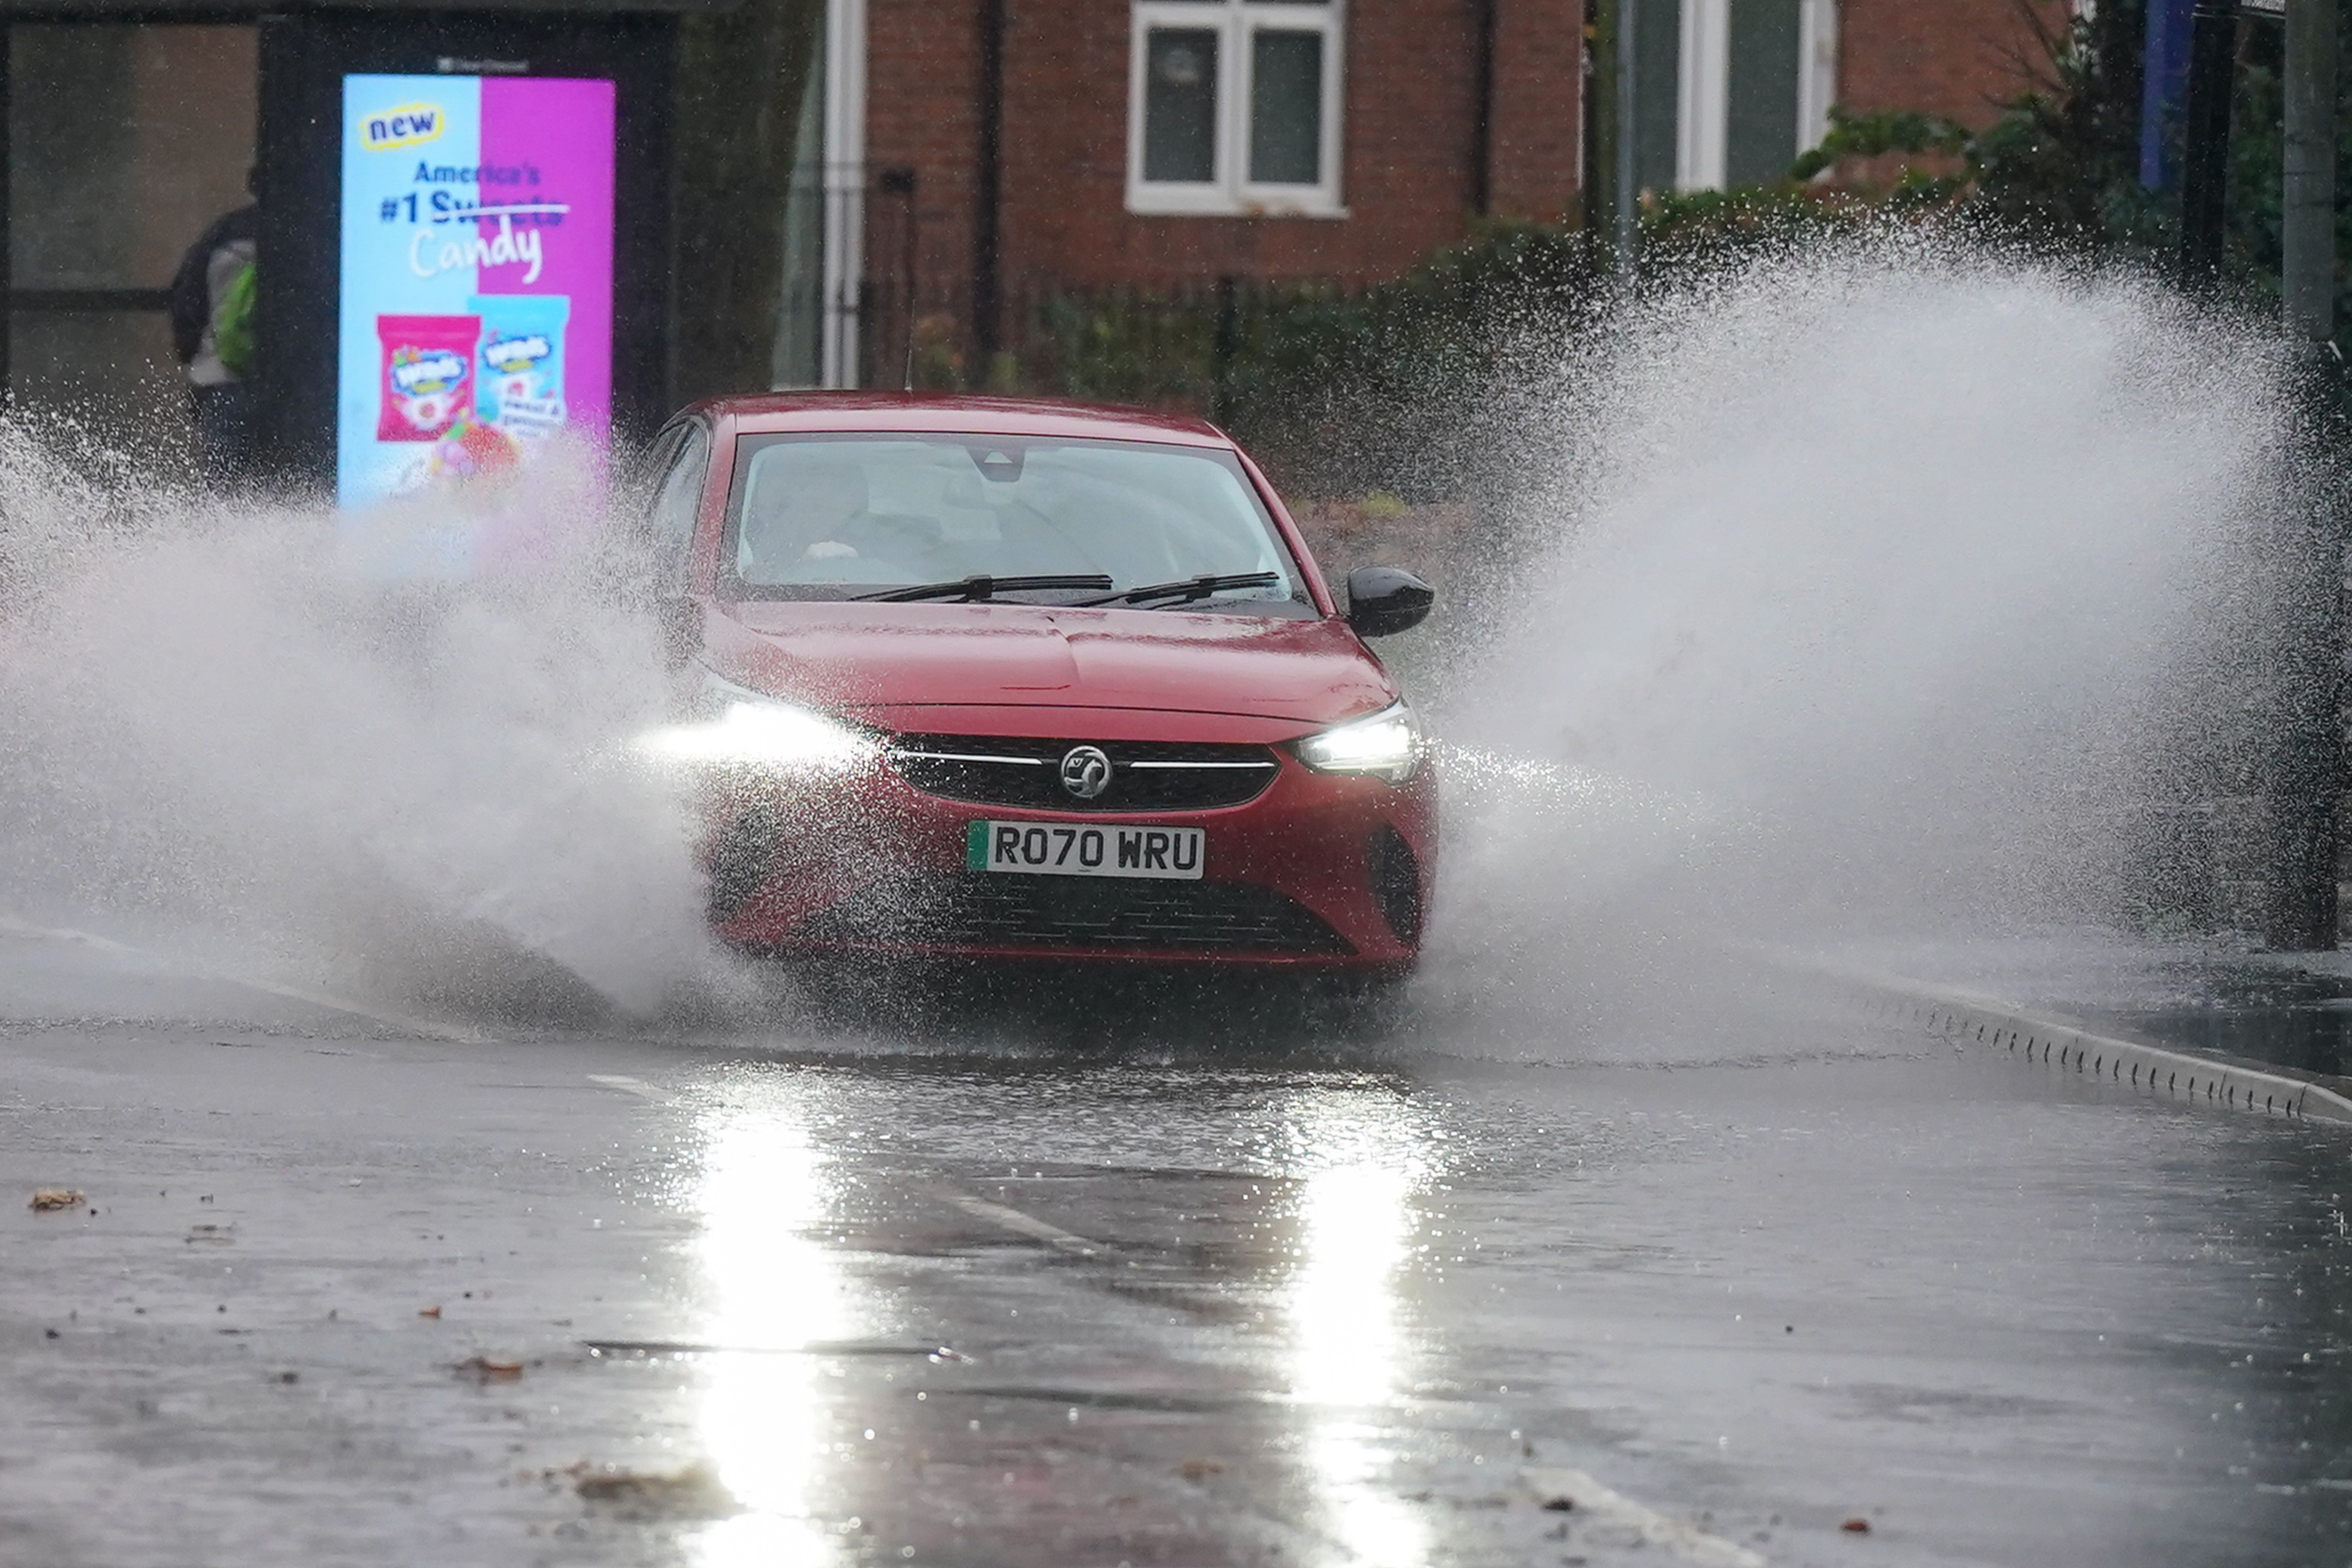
[0,0,2078,433]
[781,0,2071,389]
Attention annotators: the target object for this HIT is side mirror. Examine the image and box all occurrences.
[1345,566,1434,638]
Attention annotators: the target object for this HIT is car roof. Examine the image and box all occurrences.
[683,391,1233,446]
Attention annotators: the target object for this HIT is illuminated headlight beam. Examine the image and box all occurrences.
[1294,700,1425,784]
[633,670,879,775]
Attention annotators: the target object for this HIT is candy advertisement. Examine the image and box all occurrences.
[336,74,615,507]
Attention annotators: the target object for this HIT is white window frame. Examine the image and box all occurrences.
[1126,0,1347,218]
[1675,0,1730,192]
[1795,0,1838,162]
[820,0,867,387]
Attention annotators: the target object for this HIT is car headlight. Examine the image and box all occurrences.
[632,668,878,774]
[1294,699,1425,783]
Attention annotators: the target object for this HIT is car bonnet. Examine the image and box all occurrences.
[705,600,1396,729]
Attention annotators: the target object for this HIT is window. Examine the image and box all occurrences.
[720,435,1308,615]
[1128,1,1345,217]
[1672,0,1836,191]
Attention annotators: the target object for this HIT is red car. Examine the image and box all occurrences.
[632,393,1435,975]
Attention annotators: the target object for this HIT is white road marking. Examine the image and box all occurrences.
[1520,1467,1767,1568]
[586,1073,672,1103]
[0,915,490,1044]
[942,1192,1103,1257]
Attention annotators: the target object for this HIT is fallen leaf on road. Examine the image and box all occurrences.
[1177,1458,1225,1482]
[574,1461,739,1520]
[29,1188,84,1212]
[456,1356,524,1381]
[1842,1517,1871,1534]
[418,1305,442,1319]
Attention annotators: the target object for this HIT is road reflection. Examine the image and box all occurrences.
[690,1077,849,1568]
[1283,1083,1434,1568]
[668,1064,1441,1566]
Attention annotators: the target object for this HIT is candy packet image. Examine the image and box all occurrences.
[377,314,479,441]
[469,294,568,436]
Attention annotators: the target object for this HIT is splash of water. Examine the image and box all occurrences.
[1426,240,2308,1030]
[0,428,713,1021]
[0,244,2314,1045]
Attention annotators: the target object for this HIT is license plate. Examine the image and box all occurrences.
[967,820,1205,880]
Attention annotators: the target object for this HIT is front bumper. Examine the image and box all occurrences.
[699,725,1436,969]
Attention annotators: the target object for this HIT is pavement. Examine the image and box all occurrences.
[9,923,2352,1567]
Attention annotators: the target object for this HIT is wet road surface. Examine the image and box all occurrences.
[8,927,2352,1567]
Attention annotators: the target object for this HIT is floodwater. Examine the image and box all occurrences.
[8,933,2352,1567]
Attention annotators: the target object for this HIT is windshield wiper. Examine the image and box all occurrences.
[857,573,1114,603]
[1077,572,1282,608]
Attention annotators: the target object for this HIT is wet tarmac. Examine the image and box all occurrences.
[9,927,2352,1567]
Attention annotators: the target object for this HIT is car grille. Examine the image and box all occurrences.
[885,734,1280,812]
[796,875,1353,956]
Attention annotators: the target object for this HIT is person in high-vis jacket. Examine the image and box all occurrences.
[167,175,258,485]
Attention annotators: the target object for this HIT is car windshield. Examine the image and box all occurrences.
[721,434,1307,612]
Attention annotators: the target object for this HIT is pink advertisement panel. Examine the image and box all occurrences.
[477,76,614,444]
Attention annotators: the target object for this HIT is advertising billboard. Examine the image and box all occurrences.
[336,73,616,508]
